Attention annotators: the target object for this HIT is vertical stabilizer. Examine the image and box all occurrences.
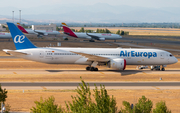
[61,22,78,38]
[7,22,37,50]
[17,24,29,34]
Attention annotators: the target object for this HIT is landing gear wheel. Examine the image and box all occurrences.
[161,68,165,71]
[94,68,98,71]
[87,67,98,71]
[90,67,95,71]
[89,40,95,42]
[86,67,90,71]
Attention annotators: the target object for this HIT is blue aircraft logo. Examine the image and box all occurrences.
[120,51,157,59]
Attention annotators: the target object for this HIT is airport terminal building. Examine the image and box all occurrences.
[0,24,6,32]
[32,24,56,31]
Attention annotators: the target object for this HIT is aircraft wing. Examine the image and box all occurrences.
[3,49,30,56]
[70,51,109,62]
[86,33,100,40]
[34,30,48,36]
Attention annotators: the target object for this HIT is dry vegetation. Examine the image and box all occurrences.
[71,27,180,36]
[6,89,180,113]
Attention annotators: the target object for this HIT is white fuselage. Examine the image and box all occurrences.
[15,48,177,66]
[25,29,60,36]
[74,33,122,40]
[0,33,11,39]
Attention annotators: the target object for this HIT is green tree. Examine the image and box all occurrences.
[85,30,93,33]
[153,101,171,113]
[102,29,105,33]
[116,30,121,35]
[96,29,100,33]
[30,96,64,113]
[56,27,61,31]
[105,29,111,33]
[6,27,9,32]
[120,30,125,35]
[71,29,75,32]
[2,25,6,28]
[120,96,152,113]
[135,96,153,113]
[79,27,85,32]
[65,78,117,113]
[4,103,11,113]
[0,84,8,104]
[120,101,134,113]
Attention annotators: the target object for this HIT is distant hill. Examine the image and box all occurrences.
[1,3,180,23]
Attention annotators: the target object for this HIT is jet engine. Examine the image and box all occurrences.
[99,37,105,41]
[108,58,126,70]
[86,36,92,39]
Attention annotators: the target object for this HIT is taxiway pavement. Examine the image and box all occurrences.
[0,69,180,75]
[1,81,180,90]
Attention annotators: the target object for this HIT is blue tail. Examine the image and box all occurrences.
[7,22,37,50]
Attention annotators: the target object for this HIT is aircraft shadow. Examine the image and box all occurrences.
[46,70,62,72]
[46,69,143,76]
[107,70,143,76]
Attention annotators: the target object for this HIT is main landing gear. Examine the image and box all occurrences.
[86,66,98,71]
[89,40,95,42]
[86,61,99,71]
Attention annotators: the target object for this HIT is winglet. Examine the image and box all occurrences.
[7,22,37,50]
[61,22,78,38]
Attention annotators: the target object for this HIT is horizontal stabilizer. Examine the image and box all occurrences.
[3,49,30,56]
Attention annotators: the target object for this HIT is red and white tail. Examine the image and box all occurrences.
[17,24,29,34]
[62,22,78,38]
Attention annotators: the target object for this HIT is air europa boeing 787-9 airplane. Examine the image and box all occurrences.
[3,22,177,71]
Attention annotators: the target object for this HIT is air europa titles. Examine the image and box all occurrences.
[120,51,157,59]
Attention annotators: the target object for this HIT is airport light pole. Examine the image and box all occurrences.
[12,11,14,23]
[19,10,21,24]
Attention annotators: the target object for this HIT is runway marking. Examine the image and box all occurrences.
[41,86,47,90]
[13,72,17,74]
[142,72,147,74]
[152,86,160,90]
[99,72,104,74]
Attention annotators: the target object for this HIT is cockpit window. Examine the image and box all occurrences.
[170,54,173,57]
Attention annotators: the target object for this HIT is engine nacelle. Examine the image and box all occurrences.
[99,37,105,41]
[109,58,126,70]
[86,36,92,39]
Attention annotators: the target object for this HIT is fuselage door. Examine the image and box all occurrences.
[39,51,44,58]
[160,52,164,59]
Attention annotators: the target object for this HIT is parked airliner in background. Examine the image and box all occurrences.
[0,33,11,39]
[17,24,60,37]
[62,22,122,42]
[4,22,177,71]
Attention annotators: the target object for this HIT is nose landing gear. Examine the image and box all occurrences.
[150,65,166,71]
[161,67,165,71]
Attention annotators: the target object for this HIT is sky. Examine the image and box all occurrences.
[1,0,180,23]
[1,0,180,8]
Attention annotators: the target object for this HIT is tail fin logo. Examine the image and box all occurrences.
[14,35,25,43]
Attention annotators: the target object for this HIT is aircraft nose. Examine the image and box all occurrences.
[171,57,178,64]
[175,58,178,63]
